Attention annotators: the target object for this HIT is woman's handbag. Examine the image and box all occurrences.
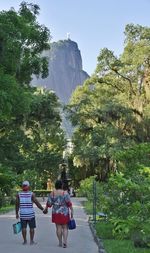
[68,218,76,230]
[13,221,22,234]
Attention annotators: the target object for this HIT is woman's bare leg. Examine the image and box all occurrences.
[55,224,62,246]
[62,224,68,247]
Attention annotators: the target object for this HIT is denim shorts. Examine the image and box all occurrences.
[20,217,36,229]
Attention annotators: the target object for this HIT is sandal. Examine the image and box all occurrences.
[63,243,67,248]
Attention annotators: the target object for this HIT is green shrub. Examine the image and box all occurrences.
[33,190,51,197]
[78,176,95,199]
[103,239,150,253]
[103,171,150,247]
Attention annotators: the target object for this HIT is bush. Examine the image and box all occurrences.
[33,190,51,197]
[78,176,95,199]
[96,169,150,248]
[0,191,4,208]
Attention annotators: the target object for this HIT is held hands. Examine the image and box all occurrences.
[43,208,48,214]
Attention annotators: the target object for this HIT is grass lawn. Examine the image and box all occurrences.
[82,200,150,253]
[103,239,150,253]
[95,221,150,253]
[0,205,14,214]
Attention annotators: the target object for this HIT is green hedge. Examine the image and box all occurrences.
[0,205,14,214]
[33,190,51,197]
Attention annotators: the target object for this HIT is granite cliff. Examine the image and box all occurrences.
[32,39,89,103]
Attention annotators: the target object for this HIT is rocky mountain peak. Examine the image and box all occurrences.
[32,39,89,103]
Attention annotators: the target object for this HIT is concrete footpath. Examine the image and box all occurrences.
[0,197,99,253]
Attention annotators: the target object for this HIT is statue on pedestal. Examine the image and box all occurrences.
[47,178,52,191]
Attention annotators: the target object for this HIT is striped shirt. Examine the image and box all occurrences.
[19,191,35,220]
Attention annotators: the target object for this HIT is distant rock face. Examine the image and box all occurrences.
[32,39,89,103]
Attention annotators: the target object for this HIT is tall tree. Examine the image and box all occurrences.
[67,24,150,182]
[0,1,50,85]
[0,2,65,192]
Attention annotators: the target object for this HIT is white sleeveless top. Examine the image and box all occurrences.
[19,191,35,220]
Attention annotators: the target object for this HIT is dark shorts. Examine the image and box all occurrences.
[20,217,36,229]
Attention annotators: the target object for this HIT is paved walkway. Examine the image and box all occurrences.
[0,197,98,253]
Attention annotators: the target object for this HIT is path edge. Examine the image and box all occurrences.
[88,221,107,253]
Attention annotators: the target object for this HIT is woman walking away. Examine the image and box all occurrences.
[43,180,74,248]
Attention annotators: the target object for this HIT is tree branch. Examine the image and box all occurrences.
[97,79,125,93]
[111,68,136,95]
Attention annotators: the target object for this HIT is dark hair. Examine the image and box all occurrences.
[55,180,63,190]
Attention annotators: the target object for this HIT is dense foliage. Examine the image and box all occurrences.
[67,23,150,180]
[67,24,150,247]
[0,2,66,200]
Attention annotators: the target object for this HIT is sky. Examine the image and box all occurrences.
[0,0,150,75]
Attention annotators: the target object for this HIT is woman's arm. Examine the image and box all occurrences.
[43,192,53,213]
[70,205,74,219]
